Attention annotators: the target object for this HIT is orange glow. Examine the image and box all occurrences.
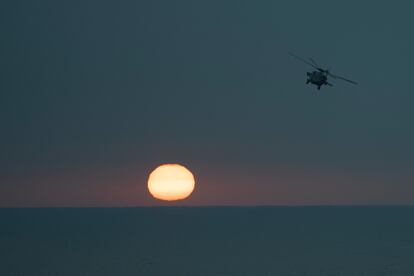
[147,164,195,201]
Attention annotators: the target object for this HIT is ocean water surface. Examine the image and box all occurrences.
[1,207,413,275]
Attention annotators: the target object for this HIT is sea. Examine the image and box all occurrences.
[1,206,413,275]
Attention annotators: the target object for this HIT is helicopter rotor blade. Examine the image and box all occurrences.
[308,58,319,68]
[288,52,318,70]
[328,72,358,85]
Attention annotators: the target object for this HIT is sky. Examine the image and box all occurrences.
[0,1,413,207]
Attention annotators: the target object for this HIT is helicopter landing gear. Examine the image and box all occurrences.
[317,85,321,90]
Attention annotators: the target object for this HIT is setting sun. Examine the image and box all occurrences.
[147,164,195,201]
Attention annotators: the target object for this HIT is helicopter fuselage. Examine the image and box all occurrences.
[306,71,328,89]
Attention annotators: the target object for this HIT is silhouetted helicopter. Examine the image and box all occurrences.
[289,52,358,90]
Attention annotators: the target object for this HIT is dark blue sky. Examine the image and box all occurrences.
[1,1,413,206]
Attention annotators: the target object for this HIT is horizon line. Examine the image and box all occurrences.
[1,203,414,209]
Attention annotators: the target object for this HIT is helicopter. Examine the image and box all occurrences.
[289,52,358,90]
